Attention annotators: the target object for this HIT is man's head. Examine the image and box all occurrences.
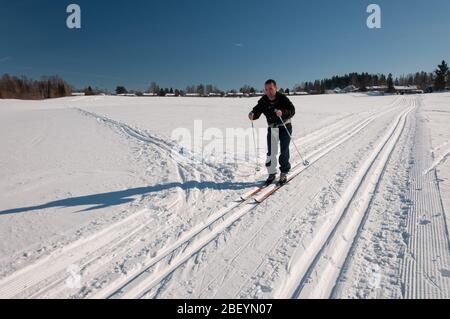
[265,79,277,99]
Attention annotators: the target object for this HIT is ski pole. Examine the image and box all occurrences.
[278,115,344,199]
[251,120,262,172]
[277,115,310,166]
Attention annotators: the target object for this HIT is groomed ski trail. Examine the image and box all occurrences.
[93,101,404,299]
[274,99,415,299]
[0,96,408,299]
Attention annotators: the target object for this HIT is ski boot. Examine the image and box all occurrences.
[278,173,288,186]
[264,174,277,186]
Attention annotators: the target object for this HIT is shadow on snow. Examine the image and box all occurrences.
[0,180,258,215]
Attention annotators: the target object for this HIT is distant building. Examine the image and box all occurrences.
[143,93,158,97]
[185,93,200,97]
[325,88,343,94]
[289,91,309,96]
[117,93,136,97]
[367,85,388,92]
[394,85,423,94]
[342,85,359,93]
[226,92,244,97]
[165,93,176,97]
[71,92,85,96]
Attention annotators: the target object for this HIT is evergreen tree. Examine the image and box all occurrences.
[379,74,387,86]
[387,74,395,93]
[85,86,94,96]
[115,86,127,95]
[196,84,205,96]
[149,82,160,94]
[434,60,449,90]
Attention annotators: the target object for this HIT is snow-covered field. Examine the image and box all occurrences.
[0,93,449,299]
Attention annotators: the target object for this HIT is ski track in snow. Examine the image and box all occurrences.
[96,98,409,299]
[1,94,449,299]
[0,97,399,299]
[400,102,450,298]
[424,151,450,175]
[331,102,416,299]
[283,100,415,299]
[88,102,392,299]
[0,105,215,299]
[214,98,414,299]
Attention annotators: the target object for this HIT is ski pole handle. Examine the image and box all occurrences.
[274,109,283,118]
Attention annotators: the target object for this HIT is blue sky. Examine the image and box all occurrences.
[1,0,449,91]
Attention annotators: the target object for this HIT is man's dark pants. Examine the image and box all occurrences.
[265,123,292,175]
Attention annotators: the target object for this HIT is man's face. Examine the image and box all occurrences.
[265,83,277,98]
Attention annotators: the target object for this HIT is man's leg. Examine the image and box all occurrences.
[266,127,279,175]
[279,125,292,174]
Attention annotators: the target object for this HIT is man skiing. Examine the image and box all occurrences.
[248,79,296,186]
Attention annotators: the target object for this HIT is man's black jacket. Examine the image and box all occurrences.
[251,92,296,126]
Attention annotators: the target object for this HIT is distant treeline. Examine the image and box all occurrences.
[121,61,449,96]
[294,71,434,94]
[1,60,448,99]
[293,60,449,94]
[0,74,72,99]
[116,82,226,97]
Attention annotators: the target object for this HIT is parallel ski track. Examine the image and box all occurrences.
[0,98,403,299]
[273,98,415,299]
[99,102,404,299]
[400,98,450,299]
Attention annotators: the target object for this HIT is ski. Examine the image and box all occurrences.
[253,173,298,203]
[240,180,275,201]
[253,184,284,203]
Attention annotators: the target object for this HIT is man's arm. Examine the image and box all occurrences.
[281,95,296,120]
[249,99,265,120]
